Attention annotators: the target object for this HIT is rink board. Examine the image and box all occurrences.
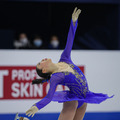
[0,50,120,120]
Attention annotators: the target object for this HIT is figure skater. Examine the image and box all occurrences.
[26,7,113,120]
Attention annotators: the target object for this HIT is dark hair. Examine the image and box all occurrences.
[36,67,51,79]
[32,66,51,85]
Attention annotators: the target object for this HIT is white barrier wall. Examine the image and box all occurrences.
[0,50,120,113]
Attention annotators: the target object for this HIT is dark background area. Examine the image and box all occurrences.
[0,1,119,49]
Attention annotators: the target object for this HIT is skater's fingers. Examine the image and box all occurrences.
[73,7,77,14]
[26,108,33,113]
[76,9,81,16]
[26,109,31,113]
[26,111,30,115]
[26,110,32,115]
[28,112,33,117]
[32,113,35,117]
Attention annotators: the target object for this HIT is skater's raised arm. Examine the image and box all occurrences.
[59,7,81,62]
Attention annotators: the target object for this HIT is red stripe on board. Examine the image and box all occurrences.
[0,66,85,100]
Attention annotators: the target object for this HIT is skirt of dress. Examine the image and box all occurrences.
[52,90,114,108]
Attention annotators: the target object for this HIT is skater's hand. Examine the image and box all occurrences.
[26,106,39,117]
[72,7,81,23]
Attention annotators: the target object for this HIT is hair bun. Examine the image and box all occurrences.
[32,79,43,84]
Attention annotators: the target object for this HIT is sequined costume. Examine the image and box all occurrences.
[35,19,113,110]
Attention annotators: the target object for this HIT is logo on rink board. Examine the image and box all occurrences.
[0,66,85,100]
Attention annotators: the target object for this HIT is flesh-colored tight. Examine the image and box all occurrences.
[58,101,87,120]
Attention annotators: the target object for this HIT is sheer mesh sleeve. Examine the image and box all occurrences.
[35,73,64,110]
[59,19,78,63]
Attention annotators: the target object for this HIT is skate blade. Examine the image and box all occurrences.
[14,113,19,120]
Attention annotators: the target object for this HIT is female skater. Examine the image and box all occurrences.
[26,7,113,120]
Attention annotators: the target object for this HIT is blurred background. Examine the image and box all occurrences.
[0,0,120,50]
[0,0,120,120]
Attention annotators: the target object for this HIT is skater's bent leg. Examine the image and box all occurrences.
[58,101,78,120]
[73,103,87,120]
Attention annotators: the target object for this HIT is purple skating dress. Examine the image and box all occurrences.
[35,19,113,110]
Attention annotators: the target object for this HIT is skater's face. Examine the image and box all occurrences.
[37,58,52,73]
